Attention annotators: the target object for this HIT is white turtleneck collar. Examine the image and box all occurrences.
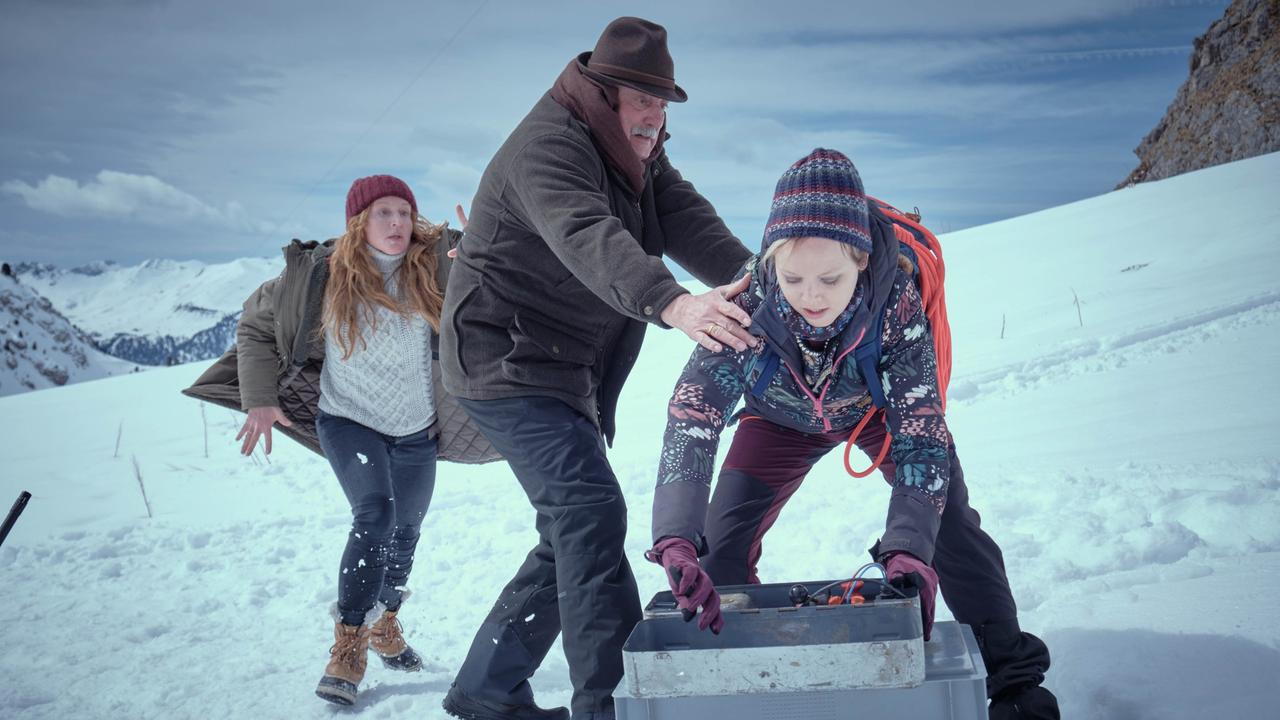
[368,245,406,277]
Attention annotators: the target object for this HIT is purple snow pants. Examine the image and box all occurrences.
[702,414,1053,702]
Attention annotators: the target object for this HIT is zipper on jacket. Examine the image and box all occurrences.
[777,327,866,432]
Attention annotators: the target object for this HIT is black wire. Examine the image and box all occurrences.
[800,575,911,604]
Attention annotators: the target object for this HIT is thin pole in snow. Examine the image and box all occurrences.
[0,491,32,548]
[132,455,153,519]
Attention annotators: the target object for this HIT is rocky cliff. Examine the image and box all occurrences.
[1119,0,1279,187]
[0,275,136,395]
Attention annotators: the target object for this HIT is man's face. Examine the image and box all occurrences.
[616,86,667,160]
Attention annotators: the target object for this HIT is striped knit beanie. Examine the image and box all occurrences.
[763,148,871,255]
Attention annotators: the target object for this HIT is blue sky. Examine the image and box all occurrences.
[0,0,1231,267]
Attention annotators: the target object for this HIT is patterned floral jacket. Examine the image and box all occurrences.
[653,212,952,564]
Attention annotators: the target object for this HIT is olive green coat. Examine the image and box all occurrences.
[182,230,499,463]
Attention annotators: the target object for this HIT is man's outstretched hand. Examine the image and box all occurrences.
[660,273,757,353]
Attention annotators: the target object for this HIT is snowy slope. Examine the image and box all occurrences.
[1,152,1278,719]
[17,255,282,367]
[0,274,138,396]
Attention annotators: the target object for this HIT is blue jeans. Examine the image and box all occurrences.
[316,410,438,626]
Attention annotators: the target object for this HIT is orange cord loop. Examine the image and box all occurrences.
[843,408,892,478]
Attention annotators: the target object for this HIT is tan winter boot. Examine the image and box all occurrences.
[315,622,371,706]
[369,608,423,672]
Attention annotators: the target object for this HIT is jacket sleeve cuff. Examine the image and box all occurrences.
[651,480,711,549]
[239,387,279,411]
[647,534,710,563]
[638,280,689,329]
[877,490,943,565]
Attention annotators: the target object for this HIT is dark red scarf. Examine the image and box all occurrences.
[549,59,666,195]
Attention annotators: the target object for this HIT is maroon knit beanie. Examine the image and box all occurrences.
[345,175,417,222]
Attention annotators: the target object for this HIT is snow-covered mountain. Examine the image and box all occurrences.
[16,255,282,367]
[0,273,138,396]
[1,152,1278,719]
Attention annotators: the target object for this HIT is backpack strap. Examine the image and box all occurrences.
[852,308,887,409]
[749,345,780,398]
[845,291,893,478]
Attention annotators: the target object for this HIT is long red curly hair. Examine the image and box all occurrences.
[322,209,445,360]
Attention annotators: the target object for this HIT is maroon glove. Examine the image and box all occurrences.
[885,552,939,641]
[650,537,724,634]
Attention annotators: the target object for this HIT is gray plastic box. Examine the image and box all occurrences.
[615,580,987,720]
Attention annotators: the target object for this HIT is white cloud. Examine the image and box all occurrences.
[1,0,1230,264]
[1,170,275,234]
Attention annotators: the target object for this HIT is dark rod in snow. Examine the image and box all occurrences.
[0,491,32,549]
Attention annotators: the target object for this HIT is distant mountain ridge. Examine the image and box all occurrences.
[13,260,120,278]
[1119,0,1280,187]
[15,254,280,370]
[0,274,136,395]
[96,311,244,366]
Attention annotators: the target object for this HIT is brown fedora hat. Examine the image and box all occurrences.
[577,16,688,103]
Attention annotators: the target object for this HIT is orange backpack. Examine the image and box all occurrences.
[843,198,952,478]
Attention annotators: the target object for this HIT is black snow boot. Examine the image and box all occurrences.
[442,683,570,720]
[989,684,1060,720]
[369,608,422,671]
[975,618,1060,720]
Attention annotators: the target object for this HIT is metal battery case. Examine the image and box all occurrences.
[623,579,925,698]
[616,579,988,712]
[616,619,989,720]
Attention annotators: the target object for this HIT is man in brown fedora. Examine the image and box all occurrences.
[440,16,755,720]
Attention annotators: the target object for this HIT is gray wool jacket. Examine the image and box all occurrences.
[182,231,500,464]
[440,91,752,443]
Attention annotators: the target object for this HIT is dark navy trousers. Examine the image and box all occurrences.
[315,410,438,626]
[452,396,640,718]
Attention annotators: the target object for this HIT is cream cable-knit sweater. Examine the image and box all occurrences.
[318,247,436,437]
